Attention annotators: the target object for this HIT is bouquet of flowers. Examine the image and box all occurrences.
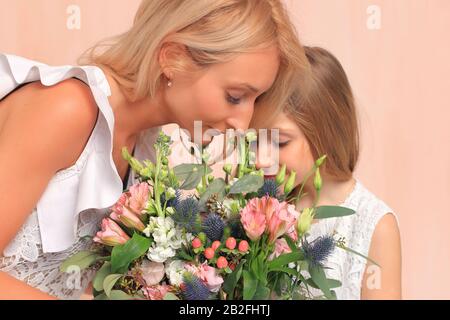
[61,131,372,300]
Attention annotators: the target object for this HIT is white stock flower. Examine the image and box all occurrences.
[164,260,187,286]
[147,245,176,263]
[146,216,185,263]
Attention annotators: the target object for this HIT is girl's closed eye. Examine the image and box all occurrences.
[278,140,290,148]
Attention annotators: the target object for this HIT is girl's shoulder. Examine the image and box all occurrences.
[342,180,398,230]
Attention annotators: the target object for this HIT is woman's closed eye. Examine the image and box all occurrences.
[226,93,242,105]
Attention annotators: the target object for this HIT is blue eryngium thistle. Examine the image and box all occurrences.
[171,196,201,233]
[202,213,225,241]
[257,179,284,200]
[161,189,182,209]
[302,235,336,267]
[182,273,211,300]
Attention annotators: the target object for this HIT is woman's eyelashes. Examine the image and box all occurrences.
[226,93,242,105]
[278,140,290,148]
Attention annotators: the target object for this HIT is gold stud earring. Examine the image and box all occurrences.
[167,79,173,88]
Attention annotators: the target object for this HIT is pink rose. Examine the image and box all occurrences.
[139,260,165,286]
[198,264,224,293]
[184,263,224,293]
[93,218,130,246]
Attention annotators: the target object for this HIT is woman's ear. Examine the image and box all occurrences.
[158,42,190,80]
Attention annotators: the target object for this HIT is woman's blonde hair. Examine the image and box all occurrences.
[286,46,359,181]
[79,0,309,120]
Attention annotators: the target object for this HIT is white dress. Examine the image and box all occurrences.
[0,53,162,299]
[306,180,399,300]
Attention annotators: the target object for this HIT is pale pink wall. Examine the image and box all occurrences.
[1,0,449,299]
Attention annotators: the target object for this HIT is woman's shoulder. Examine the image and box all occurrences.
[1,78,99,171]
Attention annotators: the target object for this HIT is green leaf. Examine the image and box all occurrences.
[267,250,303,271]
[103,274,123,297]
[173,164,202,179]
[268,266,299,277]
[93,262,112,292]
[95,290,135,300]
[229,174,264,194]
[337,244,380,267]
[305,278,342,289]
[314,206,355,219]
[93,293,108,300]
[60,251,99,273]
[199,178,227,207]
[222,259,246,299]
[253,283,270,300]
[110,290,135,300]
[180,170,203,190]
[252,253,267,283]
[163,292,180,300]
[283,235,298,252]
[173,164,211,190]
[111,233,151,274]
[243,270,258,300]
[308,264,332,299]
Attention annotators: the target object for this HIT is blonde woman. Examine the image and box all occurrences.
[255,47,401,299]
[0,0,308,299]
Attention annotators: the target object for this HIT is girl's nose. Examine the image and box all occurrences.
[255,143,279,175]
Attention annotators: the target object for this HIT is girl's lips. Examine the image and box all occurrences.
[264,175,276,180]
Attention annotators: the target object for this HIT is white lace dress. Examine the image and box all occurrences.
[306,180,399,300]
[0,53,197,299]
[0,53,161,299]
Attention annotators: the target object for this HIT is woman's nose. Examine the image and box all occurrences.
[226,103,255,131]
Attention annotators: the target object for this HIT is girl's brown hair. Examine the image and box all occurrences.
[286,46,359,180]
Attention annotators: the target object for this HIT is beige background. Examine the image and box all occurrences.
[1,0,449,299]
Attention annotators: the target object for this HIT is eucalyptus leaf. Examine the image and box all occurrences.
[60,251,99,273]
[93,290,135,300]
[180,170,203,190]
[314,206,355,219]
[308,264,332,299]
[199,178,227,207]
[173,164,212,190]
[305,278,342,289]
[109,290,135,300]
[93,262,111,292]
[103,274,123,297]
[111,233,151,274]
[163,292,180,300]
[173,164,204,180]
[229,174,264,194]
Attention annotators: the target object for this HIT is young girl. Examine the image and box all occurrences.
[0,0,308,299]
[255,46,401,299]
